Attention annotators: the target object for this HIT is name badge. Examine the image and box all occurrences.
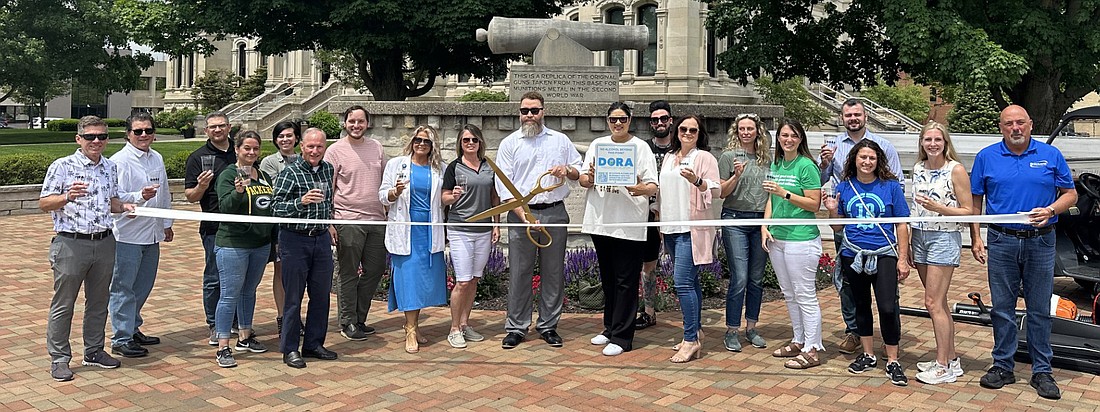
[1030,160,1048,168]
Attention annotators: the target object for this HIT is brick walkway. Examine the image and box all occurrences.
[2,210,1098,411]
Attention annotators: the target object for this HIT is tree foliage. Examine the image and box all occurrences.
[706,0,1100,133]
[307,110,342,140]
[122,0,567,101]
[752,76,832,127]
[947,88,1002,134]
[191,70,242,111]
[861,81,930,123]
[0,0,152,127]
[237,67,268,102]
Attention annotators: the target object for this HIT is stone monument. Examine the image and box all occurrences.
[475,17,648,102]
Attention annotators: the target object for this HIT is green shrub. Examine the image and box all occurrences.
[458,89,508,102]
[164,150,190,179]
[308,110,342,139]
[155,108,204,131]
[0,153,54,185]
[103,118,126,128]
[46,119,79,131]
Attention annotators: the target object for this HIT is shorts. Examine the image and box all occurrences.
[643,210,662,262]
[910,228,961,267]
[447,230,493,282]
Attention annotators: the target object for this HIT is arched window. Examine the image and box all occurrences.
[636,4,657,76]
[237,43,247,77]
[604,7,625,75]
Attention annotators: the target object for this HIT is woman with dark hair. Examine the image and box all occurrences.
[659,114,720,363]
[212,130,276,367]
[441,124,500,348]
[258,120,300,334]
[824,139,911,386]
[761,119,824,369]
[380,125,447,353]
[579,102,658,356]
[717,113,773,352]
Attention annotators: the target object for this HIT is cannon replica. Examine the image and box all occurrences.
[475,17,649,102]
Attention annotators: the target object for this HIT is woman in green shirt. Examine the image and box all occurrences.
[212,131,276,368]
[761,119,824,369]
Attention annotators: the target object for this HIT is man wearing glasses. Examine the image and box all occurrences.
[496,91,582,349]
[40,115,137,381]
[323,105,388,341]
[816,98,903,354]
[106,113,173,359]
[635,100,674,330]
[184,112,237,346]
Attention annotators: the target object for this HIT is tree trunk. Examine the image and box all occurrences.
[362,52,409,101]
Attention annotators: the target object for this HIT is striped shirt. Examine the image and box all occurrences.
[271,157,335,231]
[819,130,904,187]
[40,150,119,234]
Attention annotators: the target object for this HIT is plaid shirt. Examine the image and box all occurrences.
[272,158,334,231]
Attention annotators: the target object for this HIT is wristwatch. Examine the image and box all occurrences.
[784,192,792,200]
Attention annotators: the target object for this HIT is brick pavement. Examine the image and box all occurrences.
[1,209,1098,411]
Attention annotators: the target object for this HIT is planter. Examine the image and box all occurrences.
[181,128,196,139]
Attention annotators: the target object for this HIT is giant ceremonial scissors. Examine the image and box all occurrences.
[465,158,564,248]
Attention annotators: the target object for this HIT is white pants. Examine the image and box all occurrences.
[447,230,492,282]
[768,237,824,352]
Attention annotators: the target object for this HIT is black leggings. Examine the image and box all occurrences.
[840,255,902,346]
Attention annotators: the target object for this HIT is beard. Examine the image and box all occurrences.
[652,126,670,138]
[845,120,864,133]
[521,120,542,138]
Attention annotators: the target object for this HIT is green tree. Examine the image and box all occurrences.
[191,69,242,111]
[707,0,1100,133]
[307,111,342,139]
[753,76,832,127]
[861,82,930,123]
[121,0,567,101]
[0,0,152,128]
[237,67,268,102]
[947,88,1002,134]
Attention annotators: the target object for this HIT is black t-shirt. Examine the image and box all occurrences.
[646,138,671,203]
[184,139,237,235]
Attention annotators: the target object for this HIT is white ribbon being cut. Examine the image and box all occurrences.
[131,207,1032,228]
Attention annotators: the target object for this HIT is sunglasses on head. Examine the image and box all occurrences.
[80,133,110,141]
[649,115,672,124]
[519,107,543,116]
[461,137,480,144]
[607,116,630,124]
[736,113,760,121]
[131,128,155,136]
[412,137,433,146]
[678,126,699,135]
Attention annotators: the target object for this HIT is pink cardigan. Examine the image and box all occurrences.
[671,149,720,265]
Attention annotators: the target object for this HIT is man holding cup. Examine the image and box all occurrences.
[272,128,338,368]
[184,112,236,345]
[106,113,173,359]
[39,115,137,382]
[816,98,904,354]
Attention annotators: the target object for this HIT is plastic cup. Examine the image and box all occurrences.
[201,155,216,172]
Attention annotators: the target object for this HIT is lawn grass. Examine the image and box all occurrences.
[2,140,207,160]
[0,128,181,145]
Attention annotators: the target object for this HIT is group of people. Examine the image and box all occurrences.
[40,95,1075,401]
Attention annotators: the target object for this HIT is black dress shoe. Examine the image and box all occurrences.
[133,330,160,346]
[111,340,149,358]
[540,330,564,347]
[634,313,656,330]
[302,346,338,360]
[501,332,523,349]
[283,351,306,368]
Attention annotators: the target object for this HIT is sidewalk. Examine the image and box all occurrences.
[1,210,1098,411]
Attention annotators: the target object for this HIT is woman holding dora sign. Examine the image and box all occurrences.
[579,102,658,357]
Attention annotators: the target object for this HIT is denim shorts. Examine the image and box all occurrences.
[910,228,961,267]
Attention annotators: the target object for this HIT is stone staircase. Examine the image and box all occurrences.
[806,83,923,132]
[226,81,346,133]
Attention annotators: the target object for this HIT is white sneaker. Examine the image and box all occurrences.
[917,357,963,377]
[447,331,467,349]
[915,362,957,385]
[591,334,610,345]
[602,343,624,356]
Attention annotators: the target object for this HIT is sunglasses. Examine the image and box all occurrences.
[412,137,433,146]
[80,133,110,141]
[678,126,699,135]
[461,137,480,144]
[131,128,156,136]
[519,107,543,116]
[607,116,630,124]
[736,113,760,121]
[649,115,672,124]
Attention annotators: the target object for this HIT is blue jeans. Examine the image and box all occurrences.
[833,232,858,335]
[666,232,702,342]
[108,242,160,346]
[987,229,1055,373]
[201,234,220,327]
[214,245,270,339]
[721,209,766,329]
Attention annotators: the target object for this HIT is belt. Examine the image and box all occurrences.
[989,224,1053,239]
[57,230,112,241]
[285,227,326,237]
[529,201,563,210]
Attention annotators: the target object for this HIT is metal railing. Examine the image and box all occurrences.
[806,83,923,132]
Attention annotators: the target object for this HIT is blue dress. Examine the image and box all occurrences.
[389,163,447,312]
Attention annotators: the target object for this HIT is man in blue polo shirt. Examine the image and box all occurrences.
[970,105,1077,400]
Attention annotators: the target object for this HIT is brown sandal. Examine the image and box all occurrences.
[772,342,802,358]
[784,353,820,369]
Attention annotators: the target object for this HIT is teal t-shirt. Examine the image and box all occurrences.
[768,156,821,241]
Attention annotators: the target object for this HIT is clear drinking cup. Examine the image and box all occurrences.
[455,175,468,196]
[201,155,216,172]
[237,165,252,186]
